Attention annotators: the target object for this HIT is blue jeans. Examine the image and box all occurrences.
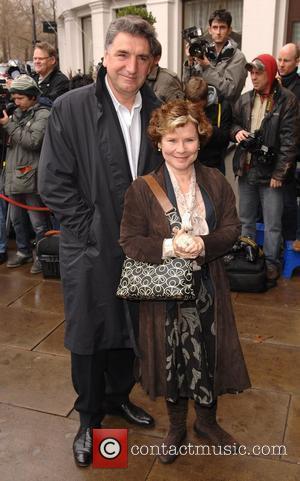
[0,197,7,253]
[9,194,51,255]
[238,175,283,268]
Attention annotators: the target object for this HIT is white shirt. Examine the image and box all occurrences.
[105,76,142,179]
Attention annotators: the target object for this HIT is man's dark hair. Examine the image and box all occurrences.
[209,9,232,28]
[69,74,94,90]
[152,38,162,59]
[105,15,157,56]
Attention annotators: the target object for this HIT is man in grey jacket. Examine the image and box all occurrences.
[183,9,247,103]
[39,16,161,468]
[0,75,51,274]
[146,38,184,102]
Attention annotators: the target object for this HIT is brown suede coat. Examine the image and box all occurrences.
[120,162,251,399]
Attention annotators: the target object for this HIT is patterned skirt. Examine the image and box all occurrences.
[165,268,216,405]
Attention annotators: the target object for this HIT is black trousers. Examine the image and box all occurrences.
[282,179,298,241]
[71,348,135,428]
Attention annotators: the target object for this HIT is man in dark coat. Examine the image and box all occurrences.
[38,16,161,468]
[230,54,299,284]
[277,43,300,250]
[33,41,69,102]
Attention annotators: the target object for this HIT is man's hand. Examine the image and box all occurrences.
[194,55,210,67]
[235,130,250,143]
[0,110,9,126]
[270,178,282,188]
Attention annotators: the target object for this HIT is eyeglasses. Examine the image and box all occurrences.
[33,56,51,61]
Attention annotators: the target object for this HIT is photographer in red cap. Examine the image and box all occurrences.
[230,54,300,285]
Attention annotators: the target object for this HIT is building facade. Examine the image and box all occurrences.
[56,0,300,78]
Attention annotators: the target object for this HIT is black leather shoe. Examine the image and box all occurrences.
[107,401,155,427]
[73,426,93,467]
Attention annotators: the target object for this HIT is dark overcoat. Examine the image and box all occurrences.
[38,67,161,354]
[120,163,251,399]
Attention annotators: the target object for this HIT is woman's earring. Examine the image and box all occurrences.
[158,144,161,152]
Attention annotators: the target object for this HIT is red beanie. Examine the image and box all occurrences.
[254,54,278,91]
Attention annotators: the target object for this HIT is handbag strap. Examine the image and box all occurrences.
[143,174,181,231]
[143,174,175,214]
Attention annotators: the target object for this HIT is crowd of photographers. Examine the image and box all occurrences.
[0,42,93,273]
[0,8,299,284]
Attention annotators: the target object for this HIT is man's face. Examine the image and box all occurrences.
[103,32,152,103]
[33,48,56,77]
[250,68,269,93]
[12,94,36,111]
[208,20,231,47]
[277,46,299,76]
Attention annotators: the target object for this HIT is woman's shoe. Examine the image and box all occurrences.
[194,400,239,453]
[158,398,188,464]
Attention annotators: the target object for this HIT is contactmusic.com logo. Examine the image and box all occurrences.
[93,429,128,468]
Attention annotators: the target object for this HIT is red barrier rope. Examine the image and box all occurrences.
[0,193,50,212]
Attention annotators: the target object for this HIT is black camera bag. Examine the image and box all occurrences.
[224,237,267,293]
[36,230,60,279]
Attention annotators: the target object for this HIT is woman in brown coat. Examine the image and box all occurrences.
[120,100,250,463]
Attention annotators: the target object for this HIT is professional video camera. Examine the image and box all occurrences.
[0,82,16,119]
[182,26,217,61]
[239,130,275,164]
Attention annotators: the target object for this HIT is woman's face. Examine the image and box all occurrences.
[160,121,199,174]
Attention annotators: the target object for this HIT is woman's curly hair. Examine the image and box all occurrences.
[148,99,213,148]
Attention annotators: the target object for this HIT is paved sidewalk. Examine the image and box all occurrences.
[0,253,299,481]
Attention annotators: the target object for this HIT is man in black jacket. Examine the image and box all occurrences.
[277,43,300,251]
[231,54,299,283]
[185,76,232,174]
[33,41,69,102]
[39,16,160,468]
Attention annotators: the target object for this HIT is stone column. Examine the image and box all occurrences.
[56,17,67,74]
[63,9,84,74]
[89,1,111,66]
[147,0,182,74]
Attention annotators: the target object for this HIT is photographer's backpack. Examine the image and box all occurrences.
[224,236,267,293]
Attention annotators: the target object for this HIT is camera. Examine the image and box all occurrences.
[239,130,275,164]
[0,83,16,119]
[182,26,217,62]
[239,131,260,153]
